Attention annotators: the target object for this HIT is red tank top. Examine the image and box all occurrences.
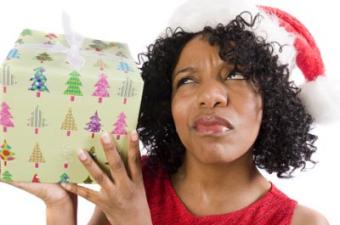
[142,161,297,225]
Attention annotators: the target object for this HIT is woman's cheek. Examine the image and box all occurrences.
[172,92,195,132]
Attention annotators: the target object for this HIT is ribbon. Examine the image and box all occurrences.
[16,12,87,71]
[16,12,132,71]
[61,12,85,70]
[27,12,85,70]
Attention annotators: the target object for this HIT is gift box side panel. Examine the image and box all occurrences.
[0,29,144,183]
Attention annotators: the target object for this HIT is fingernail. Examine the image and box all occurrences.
[131,130,138,142]
[78,149,87,161]
[101,132,111,144]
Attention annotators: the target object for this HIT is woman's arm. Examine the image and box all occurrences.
[46,195,77,225]
[61,131,152,225]
[87,206,110,225]
[1,181,77,225]
[291,204,329,225]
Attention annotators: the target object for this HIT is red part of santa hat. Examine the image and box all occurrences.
[259,6,325,82]
[168,0,340,123]
[259,6,340,123]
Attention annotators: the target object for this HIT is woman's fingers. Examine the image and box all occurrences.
[2,181,72,206]
[61,183,99,204]
[100,132,129,185]
[78,149,113,191]
[127,130,143,183]
[5,181,42,195]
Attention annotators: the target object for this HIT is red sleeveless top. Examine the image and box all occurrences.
[142,162,297,225]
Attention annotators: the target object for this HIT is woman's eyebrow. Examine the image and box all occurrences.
[173,67,196,79]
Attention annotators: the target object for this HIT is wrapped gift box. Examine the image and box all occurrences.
[0,29,144,183]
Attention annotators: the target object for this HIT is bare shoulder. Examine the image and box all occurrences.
[290,204,329,225]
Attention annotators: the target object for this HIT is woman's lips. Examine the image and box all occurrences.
[195,123,231,134]
[193,115,233,136]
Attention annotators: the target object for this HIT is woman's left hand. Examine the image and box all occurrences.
[61,131,152,225]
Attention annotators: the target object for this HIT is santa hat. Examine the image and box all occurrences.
[167,0,340,123]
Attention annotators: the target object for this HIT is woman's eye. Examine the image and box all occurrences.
[226,71,246,80]
[176,77,194,88]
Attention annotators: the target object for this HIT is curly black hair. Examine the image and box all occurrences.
[136,12,317,178]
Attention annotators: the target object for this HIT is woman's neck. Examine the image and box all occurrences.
[175,151,262,187]
[171,151,270,215]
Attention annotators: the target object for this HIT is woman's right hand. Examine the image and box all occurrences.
[87,206,110,225]
[5,181,76,207]
[0,180,77,225]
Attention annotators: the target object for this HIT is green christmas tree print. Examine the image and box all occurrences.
[64,70,83,102]
[59,172,70,183]
[83,175,93,184]
[1,170,13,182]
[21,29,32,36]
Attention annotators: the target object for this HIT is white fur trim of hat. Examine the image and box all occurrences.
[167,0,340,123]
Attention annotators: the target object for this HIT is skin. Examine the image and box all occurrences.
[0,131,152,225]
[0,35,329,225]
[62,131,152,225]
[171,35,270,215]
[170,35,329,224]
[2,182,77,225]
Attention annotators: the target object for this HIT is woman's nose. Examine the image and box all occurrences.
[197,80,228,108]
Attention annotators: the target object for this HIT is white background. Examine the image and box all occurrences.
[0,0,339,224]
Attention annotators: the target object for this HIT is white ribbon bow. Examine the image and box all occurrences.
[17,12,86,71]
[16,12,130,71]
[61,12,85,70]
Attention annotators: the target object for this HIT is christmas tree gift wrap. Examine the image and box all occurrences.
[0,29,144,183]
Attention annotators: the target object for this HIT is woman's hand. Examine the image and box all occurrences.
[0,180,77,225]
[87,206,110,225]
[3,181,76,207]
[61,131,152,225]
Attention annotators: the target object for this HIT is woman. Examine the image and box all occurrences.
[1,0,330,224]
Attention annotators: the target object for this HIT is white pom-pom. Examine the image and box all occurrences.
[299,76,340,124]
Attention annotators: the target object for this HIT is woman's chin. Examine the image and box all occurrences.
[190,146,243,165]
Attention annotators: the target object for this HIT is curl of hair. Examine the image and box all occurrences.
[137,12,317,178]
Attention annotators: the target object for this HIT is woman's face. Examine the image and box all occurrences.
[171,36,263,164]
